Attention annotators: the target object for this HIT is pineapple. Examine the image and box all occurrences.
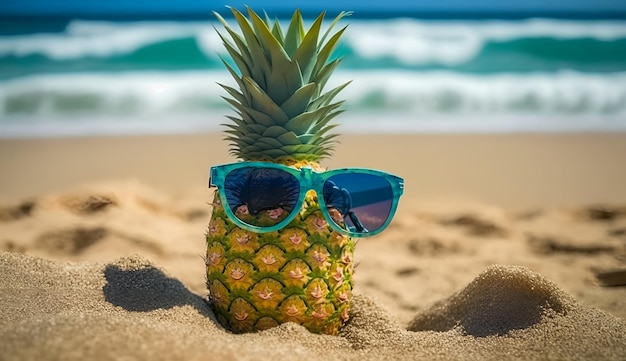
[206,7,353,335]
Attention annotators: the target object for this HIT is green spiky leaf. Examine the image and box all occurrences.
[214,8,351,161]
[281,82,317,119]
[284,10,305,57]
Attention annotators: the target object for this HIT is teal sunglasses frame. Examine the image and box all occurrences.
[209,162,404,237]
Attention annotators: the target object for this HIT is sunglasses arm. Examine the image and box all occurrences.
[208,167,221,189]
[347,211,368,233]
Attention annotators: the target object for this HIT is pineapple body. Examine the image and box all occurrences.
[206,181,354,334]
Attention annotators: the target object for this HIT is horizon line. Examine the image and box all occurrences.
[2,9,626,21]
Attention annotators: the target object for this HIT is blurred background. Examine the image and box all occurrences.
[1,0,626,137]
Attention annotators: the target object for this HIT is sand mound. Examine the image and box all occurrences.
[2,252,625,361]
[408,265,571,336]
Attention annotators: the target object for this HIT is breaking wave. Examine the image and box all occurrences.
[1,18,626,78]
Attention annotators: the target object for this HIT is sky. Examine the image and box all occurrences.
[1,0,626,16]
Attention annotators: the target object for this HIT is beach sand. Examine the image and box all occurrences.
[1,133,626,360]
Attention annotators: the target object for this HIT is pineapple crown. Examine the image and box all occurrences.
[214,7,351,162]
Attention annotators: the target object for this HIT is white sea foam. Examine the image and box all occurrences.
[1,70,625,137]
[344,18,626,65]
[1,18,625,64]
[333,70,626,115]
[0,20,221,60]
[345,20,483,66]
[0,71,231,117]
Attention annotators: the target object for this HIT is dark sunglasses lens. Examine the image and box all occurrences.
[223,167,300,227]
[323,173,394,234]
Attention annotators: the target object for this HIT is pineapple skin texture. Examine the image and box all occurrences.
[205,190,354,335]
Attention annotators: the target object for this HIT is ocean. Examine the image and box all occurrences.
[1,15,626,137]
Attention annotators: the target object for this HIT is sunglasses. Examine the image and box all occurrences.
[209,162,404,237]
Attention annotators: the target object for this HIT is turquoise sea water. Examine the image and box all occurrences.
[1,16,626,136]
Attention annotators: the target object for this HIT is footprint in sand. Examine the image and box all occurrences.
[35,227,108,254]
[439,214,508,237]
[0,200,35,221]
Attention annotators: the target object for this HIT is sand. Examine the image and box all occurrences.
[1,132,626,360]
